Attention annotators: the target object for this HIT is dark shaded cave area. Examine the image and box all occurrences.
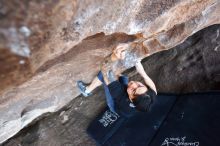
[3,24,220,146]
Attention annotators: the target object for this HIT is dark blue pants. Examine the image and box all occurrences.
[97,71,116,113]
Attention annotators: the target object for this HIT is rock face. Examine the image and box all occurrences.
[4,24,220,146]
[0,49,32,95]
[0,0,220,144]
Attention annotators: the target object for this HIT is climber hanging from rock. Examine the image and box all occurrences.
[77,43,157,117]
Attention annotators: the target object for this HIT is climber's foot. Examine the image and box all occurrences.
[77,81,92,97]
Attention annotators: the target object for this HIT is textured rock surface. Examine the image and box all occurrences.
[4,24,220,146]
[33,0,220,72]
[0,0,220,144]
[0,49,32,95]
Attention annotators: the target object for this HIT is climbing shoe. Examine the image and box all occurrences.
[77,81,92,97]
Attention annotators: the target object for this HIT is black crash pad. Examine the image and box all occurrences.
[150,92,220,146]
[87,92,220,146]
[87,93,177,145]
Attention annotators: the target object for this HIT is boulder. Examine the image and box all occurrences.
[0,0,220,144]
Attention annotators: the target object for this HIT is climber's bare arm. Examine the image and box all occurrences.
[101,44,129,84]
[85,44,130,92]
[135,60,157,94]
